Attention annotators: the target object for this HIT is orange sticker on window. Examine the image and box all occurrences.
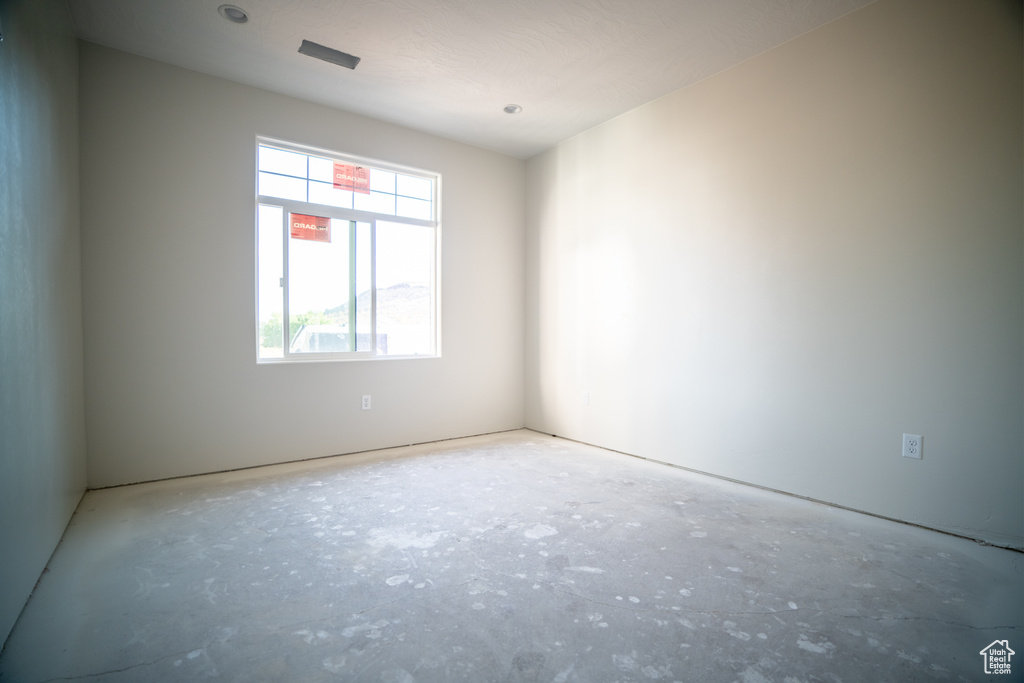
[333,162,371,194]
[290,213,331,243]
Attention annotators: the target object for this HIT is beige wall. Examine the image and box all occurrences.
[525,0,1023,548]
[80,44,526,487]
[0,0,88,645]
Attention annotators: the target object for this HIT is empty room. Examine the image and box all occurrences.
[1,0,1021,681]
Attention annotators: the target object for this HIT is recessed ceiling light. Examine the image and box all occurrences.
[218,4,249,24]
[504,104,523,115]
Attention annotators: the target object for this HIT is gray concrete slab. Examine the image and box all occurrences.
[1,430,1021,682]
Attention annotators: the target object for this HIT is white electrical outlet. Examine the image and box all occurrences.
[582,391,590,406]
[361,395,371,410]
[902,433,922,459]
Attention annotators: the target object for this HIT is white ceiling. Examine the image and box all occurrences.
[67,0,875,159]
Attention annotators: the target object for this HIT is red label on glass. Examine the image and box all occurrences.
[289,213,331,243]
[333,162,371,194]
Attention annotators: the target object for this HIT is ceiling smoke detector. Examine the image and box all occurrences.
[217,4,248,24]
[504,104,523,114]
[298,40,361,70]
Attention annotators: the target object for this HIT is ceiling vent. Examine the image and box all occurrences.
[298,40,361,70]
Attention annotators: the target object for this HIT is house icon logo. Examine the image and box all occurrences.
[980,640,1015,675]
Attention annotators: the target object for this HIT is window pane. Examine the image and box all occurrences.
[307,155,334,183]
[257,205,284,359]
[396,174,432,201]
[354,190,396,215]
[396,196,432,221]
[259,172,307,201]
[308,180,353,209]
[288,219,352,354]
[369,169,395,194]
[375,221,434,356]
[259,146,307,178]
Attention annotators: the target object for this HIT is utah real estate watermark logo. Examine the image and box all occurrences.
[979,640,1015,676]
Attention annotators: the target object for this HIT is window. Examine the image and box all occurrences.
[256,138,439,361]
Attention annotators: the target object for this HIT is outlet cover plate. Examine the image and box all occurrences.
[902,433,922,459]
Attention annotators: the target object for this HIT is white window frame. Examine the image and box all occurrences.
[255,136,441,362]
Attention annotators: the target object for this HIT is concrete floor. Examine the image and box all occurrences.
[1,430,1021,682]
